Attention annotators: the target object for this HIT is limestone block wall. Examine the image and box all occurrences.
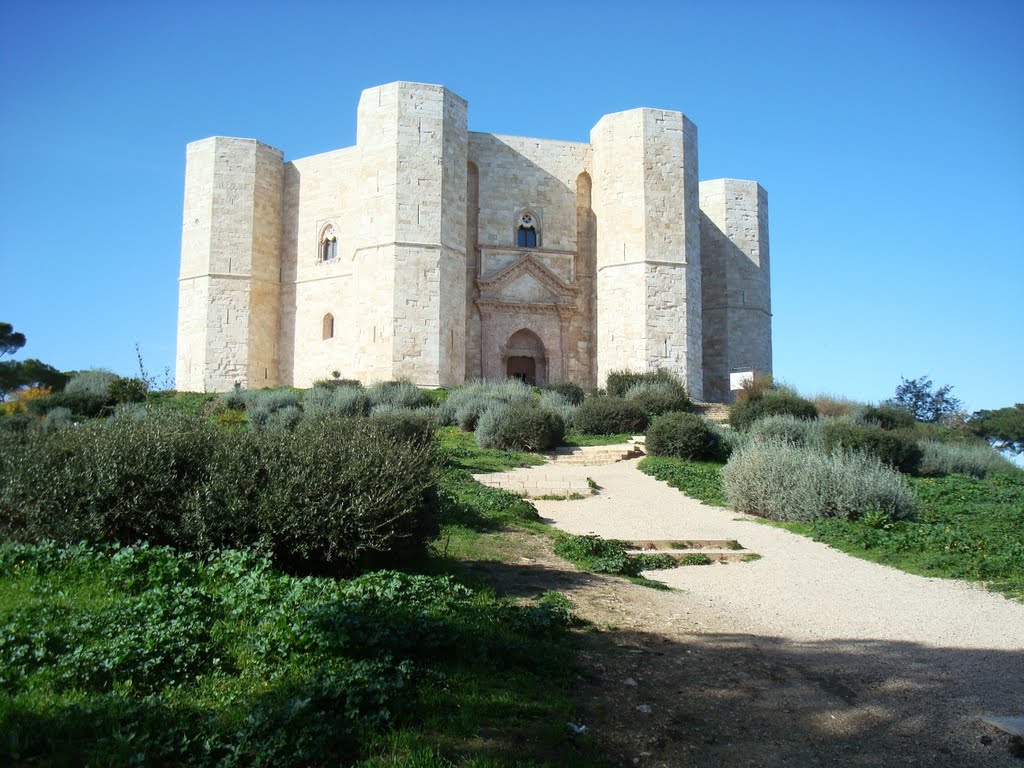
[699,179,771,402]
[387,83,467,387]
[591,108,702,398]
[175,137,283,392]
[468,134,591,384]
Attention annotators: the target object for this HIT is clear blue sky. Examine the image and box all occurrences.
[2,0,1021,411]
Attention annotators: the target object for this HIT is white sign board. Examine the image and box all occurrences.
[730,371,754,391]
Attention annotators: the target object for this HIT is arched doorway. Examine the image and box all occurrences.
[504,329,546,386]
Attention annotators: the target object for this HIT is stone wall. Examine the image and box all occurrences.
[591,108,703,399]
[175,137,282,392]
[699,179,772,402]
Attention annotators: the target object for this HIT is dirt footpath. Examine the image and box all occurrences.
[476,458,1024,767]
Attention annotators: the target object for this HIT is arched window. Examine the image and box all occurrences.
[322,313,335,340]
[516,212,539,248]
[320,224,338,262]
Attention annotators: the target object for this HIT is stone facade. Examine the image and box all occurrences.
[176,81,772,400]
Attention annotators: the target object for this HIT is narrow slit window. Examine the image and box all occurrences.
[322,313,335,340]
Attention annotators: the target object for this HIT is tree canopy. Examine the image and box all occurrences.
[970,404,1024,455]
[886,375,963,424]
[1,322,26,357]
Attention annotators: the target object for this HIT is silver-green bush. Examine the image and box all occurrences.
[917,439,1015,478]
[747,414,824,448]
[721,438,917,522]
[41,406,74,430]
[537,390,577,424]
[64,369,118,397]
[366,380,430,411]
[437,379,534,430]
[304,385,369,418]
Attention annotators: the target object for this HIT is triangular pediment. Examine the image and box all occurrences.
[477,254,577,305]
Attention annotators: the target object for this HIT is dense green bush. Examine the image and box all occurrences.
[0,413,33,432]
[27,388,112,418]
[820,421,923,474]
[917,439,1017,478]
[606,368,684,398]
[721,438,918,523]
[646,412,722,461]
[859,404,916,431]
[367,408,437,447]
[543,381,585,405]
[476,402,564,452]
[729,388,818,431]
[107,376,149,404]
[0,413,437,573]
[571,396,648,435]
[748,413,823,447]
[624,380,692,417]
[312,377,362,390]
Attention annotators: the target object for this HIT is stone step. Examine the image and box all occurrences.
[627,539,745,551]
[626,540,756,563]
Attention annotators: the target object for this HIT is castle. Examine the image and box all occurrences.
[175,81,771,401]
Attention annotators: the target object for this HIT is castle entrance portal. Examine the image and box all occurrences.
[503,329,546,386]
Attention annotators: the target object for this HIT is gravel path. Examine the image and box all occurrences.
[500,455,1024,765]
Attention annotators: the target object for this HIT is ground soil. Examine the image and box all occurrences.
[466,475,1024,767]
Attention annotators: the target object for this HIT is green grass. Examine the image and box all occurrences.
[795,472,1024,600]
[144,389,218,416]
[637,456,728,506]
[0,541,605,767]
[437,427,546,473]
[560,432,634,447]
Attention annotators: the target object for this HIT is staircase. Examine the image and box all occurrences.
[544,437,645,466]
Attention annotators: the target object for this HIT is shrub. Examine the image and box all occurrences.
[312,377,362,390]
[624,380,691,416]
[108,376,148,404]
[64,369,118,397]
[812,394,861,417]
[476,402,564,452]
[41,406,74,430]
[860,404,916,431]
[368,408,437,447]
[243,389,300,428]
[572,396,648,435]
[0,413,438,574]
[537,389,578,424]
[437,379,534,430]
[1,385,51,416]
[542,381,585,405]
[721,439,918,523]
[748,414,823,448]
[366,380,430,410]
[917,439,1017,478]
[27,389,112,418]
[219,384,247,410]
[304,385,369,418]
[820,421,923,474]
[646,412,722,461]
[0,413,33,432]
[734,371,775,404]
[607,368,688,398]
[729,388,817,431]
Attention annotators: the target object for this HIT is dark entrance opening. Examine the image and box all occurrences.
[506,355,537,385]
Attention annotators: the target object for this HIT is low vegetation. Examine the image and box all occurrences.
[0,542,591,766]
[645,411,723,461]
[637,456,728,507]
